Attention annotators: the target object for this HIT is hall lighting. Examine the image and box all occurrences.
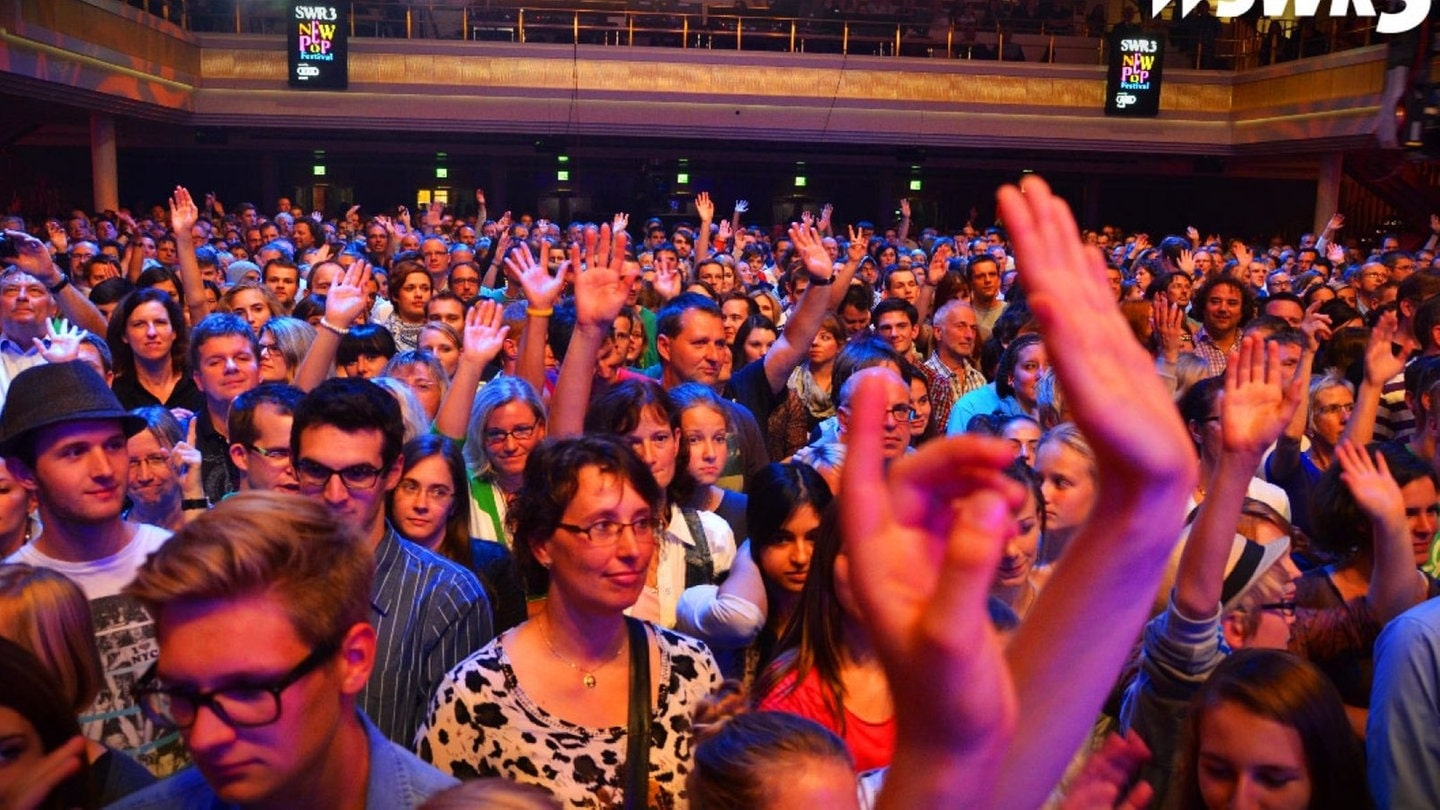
[557,155,570,163]
[909,179,922,191]
[557,170,570,182]
[676,172,690,184]
[794,175,807,188]
[436,167,448,179]
[312,164,326,176]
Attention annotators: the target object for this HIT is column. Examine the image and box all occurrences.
[90,114,119,213]
[1314,152,1342,237]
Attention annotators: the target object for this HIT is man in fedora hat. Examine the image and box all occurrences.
[1,361,186,775]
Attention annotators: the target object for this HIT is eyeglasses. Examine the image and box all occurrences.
[557,517,666,547]
[483,423,538,446]
[1314,402,1355,417]
[396,479,454,502]
[258,342,278,356]
[884,404,920,423]
[129,452,171,471]
[294,459,383,490]
[1259,601,1297,618]
[135,641,339,730]
[248,445,291,461]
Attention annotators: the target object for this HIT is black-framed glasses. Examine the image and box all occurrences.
[557,517,666,547]
[483,423,538,446]
[396,479,454,502]
[295,459,383,490]
[248,445,291,461]
[1259,600,1297,618]
[134,641,339,730]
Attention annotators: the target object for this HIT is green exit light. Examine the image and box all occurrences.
[312,165,326,176]
[436,167,449,179]
[676,173,690,185]
[909,179,922,191]
[794,175,807,188]
[557,170,570,182]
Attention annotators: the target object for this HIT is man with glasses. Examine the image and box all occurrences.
[420,236,451,291]
[113,492,457,808]
[1,362,185,775]
[0,230,109,405]
[227,383,303,494]
[837,366,915,463]
[291,377,491,746]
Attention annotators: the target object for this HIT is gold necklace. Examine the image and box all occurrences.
[538,617,627,689]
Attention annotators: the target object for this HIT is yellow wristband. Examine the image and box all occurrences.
[526,307,554,318]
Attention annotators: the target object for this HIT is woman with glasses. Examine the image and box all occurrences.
[387,436,527,634]
[256,316,316,385]
[123,407,205,532]
[107,288,204,416]
[418,435,722,808]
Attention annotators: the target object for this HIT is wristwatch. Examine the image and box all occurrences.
[46,276,70,294]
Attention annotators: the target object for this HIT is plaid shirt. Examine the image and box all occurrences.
[1189,327,1241,377]
[923,351,987,433]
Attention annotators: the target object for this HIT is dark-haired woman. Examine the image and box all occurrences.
[106,289,203,415]
[387,435,527,634]
[944,332,1049,435]
[418,436,722,808]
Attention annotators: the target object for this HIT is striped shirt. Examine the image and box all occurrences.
[364,525,493,747]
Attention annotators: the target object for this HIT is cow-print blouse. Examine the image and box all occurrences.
[416,622,721,809]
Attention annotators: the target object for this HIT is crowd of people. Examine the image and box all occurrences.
[0,175,1438,808]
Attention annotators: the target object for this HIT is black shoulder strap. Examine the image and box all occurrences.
[680,507,714,588]
[623,617,651,810]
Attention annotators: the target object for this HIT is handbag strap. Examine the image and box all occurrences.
[623,617,651,810]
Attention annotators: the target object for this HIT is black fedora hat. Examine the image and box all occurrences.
[0,362,146,456]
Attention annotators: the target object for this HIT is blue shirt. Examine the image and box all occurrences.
[1368,597,1440,809]
[365,526,493,747]
[108,711,457,809]
[944,383,1023,436]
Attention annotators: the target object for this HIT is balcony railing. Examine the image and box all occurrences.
[131,0,1382,70]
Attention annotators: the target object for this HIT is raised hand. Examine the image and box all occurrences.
[1221,336,1304,456]
[653,257,682,301]
[818,203,834,231]
[572,224,637,327]
[325,260,372,328]
[8,735,85,810]
[1298,299,1333,353]
[460,298,510,368]
[733,199,748,215]
[1327,212,1345,232]
[172,416,204,501]
[612,212,629,235]
[506,242,565,310]
[1186,225,1200,244]
[789,221,835,282]
[1002,176,1194,481]
[715,219,733,247]
[4,229,60,285]
[1336,440,1405,529]
[695,191,714,222]
[35,317,82,364]
[927,242,953,285]
[1327,242,1346,265]
[842,375,1023,806]
[846,225,867,263]
[1365,309,1410,386]
[310,242,333,265]
[169,186,199,237]
[1058,731,1154,810]
[800,210,814,231]
[1233,241,1254,271]
[1177,248,1196,277]
[44,220,67,253]
[424,203,443,232]
[1131,233,1150,253]
[475,188,486,205]
[1152,293,1187,360]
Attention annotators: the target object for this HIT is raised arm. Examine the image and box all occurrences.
[826,226,866,310]
[1335,441,1428,624]
[1177,337,1301,620]
[293,260,371,392]
[169,186,210,328]
[4,231,106,337]
[433,300,509,440]
[694,192,715,264]
[1271,302,1330,479]
[994,176,1200,810]
[549,224,636,438]
[842,374,1024,810]
[896,197,912,246]
[1341,310,1409,449]
[506,242,565,397]
[1315,213,1344,253]
[759,221,837,394]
